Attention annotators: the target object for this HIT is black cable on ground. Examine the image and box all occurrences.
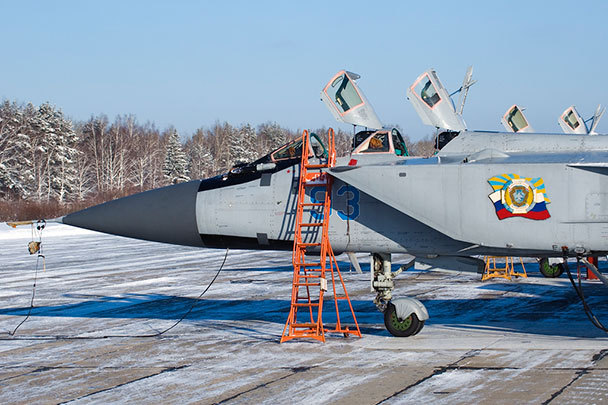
[562,249,608,333]
[2,248,229,341]
[8,252,42,336]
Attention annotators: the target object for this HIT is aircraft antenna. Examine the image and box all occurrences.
[589,104,605,134]
[281,129,361,343]
[456,66,476,116]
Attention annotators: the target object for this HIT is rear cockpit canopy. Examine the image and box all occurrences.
[501,105,534,133]
[406,69,468,131]
[352,128,408,156]
[559,105,605,135]
[320,70,383,130]
[559,106,587,134]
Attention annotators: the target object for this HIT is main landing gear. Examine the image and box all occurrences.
[538,257,565,278]
[371,253,429,337]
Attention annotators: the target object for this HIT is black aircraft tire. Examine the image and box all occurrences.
[413,320,425,336]
[384,303,421,337]
[539,258,564,278]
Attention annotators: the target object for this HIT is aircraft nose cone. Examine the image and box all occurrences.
[62,180,204,247]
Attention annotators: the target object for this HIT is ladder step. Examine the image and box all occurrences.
[294,282,320,287]
[303,182,327,187]
[305,164,328,169]
[291,323,319,328]
[300,223,323,227]
[297,274,321,278]
[295,262,322,267]
[293,302,320,307]
[299,243,321,247]
[301,203,324,207]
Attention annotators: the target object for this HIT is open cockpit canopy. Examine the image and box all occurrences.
[558,105,605,135]
[559,106,587,134]
[320,70,383,130]
[406,69,467,131]
[501,104,534,133]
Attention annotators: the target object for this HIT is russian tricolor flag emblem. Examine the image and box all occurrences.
[488,174,551,220]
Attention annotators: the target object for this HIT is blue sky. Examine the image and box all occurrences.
[1,1,607,140]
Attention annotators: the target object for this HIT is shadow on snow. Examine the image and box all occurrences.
[0,279,607,338]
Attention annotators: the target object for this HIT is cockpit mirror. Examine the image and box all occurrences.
[321,70,383,130]
[406,69,467,131]
[501,105,534,133]
[559,106,587,134]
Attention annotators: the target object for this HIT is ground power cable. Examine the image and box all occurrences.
[8,244,43,336]
[562,250,608,333]
[8,221,46,336]
[2,247,229,341]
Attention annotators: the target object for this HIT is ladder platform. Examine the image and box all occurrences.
[305,164,329,169]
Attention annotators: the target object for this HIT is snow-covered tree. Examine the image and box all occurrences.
[0,101,34,199]
[185,128,215,179]
[163,128,190,184]
[130,124,162,191]
[29,103,80,202]
[228,123,258,166]
[258,121,287,152]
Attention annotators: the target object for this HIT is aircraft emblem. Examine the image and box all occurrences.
[488,174,551,220]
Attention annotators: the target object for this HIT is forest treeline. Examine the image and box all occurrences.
[0,100,435,221]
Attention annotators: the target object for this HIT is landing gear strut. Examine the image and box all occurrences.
[370,253,429,337]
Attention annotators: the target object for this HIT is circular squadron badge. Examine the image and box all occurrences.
[504,179,535,214]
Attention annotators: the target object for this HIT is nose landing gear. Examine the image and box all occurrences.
[371,253,429,337]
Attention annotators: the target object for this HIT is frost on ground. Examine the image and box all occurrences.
[0,223,607,404]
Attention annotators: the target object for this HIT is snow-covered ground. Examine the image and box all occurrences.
[1,223,607,404]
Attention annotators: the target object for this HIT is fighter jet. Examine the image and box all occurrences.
[49,69,608,337]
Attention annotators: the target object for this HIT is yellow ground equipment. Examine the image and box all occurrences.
[482,256,527,281]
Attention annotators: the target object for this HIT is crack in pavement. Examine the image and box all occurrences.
[543,348,608,404]
[213,365,318,404]
[56,364,190,404]
[374,349,483,404]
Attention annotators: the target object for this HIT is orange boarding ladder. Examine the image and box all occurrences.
[281,129,361,343]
